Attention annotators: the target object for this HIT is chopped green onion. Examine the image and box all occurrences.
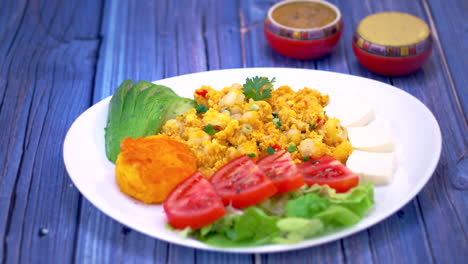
[203,124,217,135]
[241,124,253,134]
[221,107,230,115]
[249,104,259,111]
[267,146,275,155]
[273,118,282,129]
[196,104,209,114]
[272,113,279,118]
[309,124,317,130]
[287,145,296,153]
[247,153,256,158]
[303,156,310,162]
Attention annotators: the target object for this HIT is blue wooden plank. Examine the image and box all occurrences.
[424,0,467,117]
[0,0,102,262]
[75,1,172,263]
[203,0,243,70]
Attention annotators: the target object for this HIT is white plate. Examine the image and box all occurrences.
[63,68,441,253]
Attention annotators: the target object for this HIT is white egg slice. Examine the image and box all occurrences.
[347,121,395,152]
[346,150,396,185]
[325,95,375,127]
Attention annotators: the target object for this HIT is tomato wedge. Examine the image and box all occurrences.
[163,172,226,230]
[210,155,277,208]
[257,150,304,194]
[298,155,359,193]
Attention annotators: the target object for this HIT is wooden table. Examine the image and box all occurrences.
[1,0,466,263]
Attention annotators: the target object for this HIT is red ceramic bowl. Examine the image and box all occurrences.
[264,0,343,60]
[352,12,433,76]
[352,42,432,76]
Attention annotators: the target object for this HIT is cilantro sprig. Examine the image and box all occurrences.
[242,76,276,101]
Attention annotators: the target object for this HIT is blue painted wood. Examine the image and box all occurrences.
[0,0,466,263]
[0,0,102,263]
[425,0,467,117]
[75,1,173,263]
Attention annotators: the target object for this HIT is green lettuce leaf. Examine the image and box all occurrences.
[195,208,280,247]
[175,183,374,247]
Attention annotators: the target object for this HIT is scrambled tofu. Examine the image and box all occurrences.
[162,83,352,176]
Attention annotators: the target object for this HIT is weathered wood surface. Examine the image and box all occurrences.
[0,0,466,263]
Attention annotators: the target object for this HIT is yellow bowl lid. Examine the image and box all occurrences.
[357,12,430,47]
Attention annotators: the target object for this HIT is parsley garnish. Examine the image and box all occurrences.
[196,104,209,114]
[203,124,217,135]
[272,113,279,118]
[267,146,275,155]
[303,156,310,162]
[309,124,317,130]
[242,76,275,101]
[247,153,256,158]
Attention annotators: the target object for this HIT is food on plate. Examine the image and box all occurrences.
[162,153,373,247]
[210,155,277,208]
[185,182,374,247]
[115,135,197,204]
[325,96,398,185]
[324,95,375,127]
[102,76,398,247]
[105,80,196,162]
[162,77,352,176]
[164,172,226,229]
[257,150,305,194]
[346,150,396,185]
[298,155,359,193]
[346,121,395,152]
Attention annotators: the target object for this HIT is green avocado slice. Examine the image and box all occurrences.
[104,80,196,163]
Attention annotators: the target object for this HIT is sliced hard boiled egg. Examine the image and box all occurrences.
[325,95,375,127]
[347,121,395,152]
[346,150,396,185]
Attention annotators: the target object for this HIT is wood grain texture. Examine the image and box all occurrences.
[0,0,102,263]
[0,0,466,263]
[424,0,467,118]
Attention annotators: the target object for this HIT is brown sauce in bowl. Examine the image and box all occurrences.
[272,1,337,29]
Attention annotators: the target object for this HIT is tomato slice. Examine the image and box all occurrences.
[163,172,226,230]
[298,156,359,193]
[257,150,304,194]
[210,155,277,208]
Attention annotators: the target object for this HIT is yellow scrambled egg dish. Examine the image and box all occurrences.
[162,83,352,176]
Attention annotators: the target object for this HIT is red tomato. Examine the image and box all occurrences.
[163,172,226,230]
[210,155,277,208]
[257,150,304,194]
[298,156,359,193]
[195,89,208,98]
